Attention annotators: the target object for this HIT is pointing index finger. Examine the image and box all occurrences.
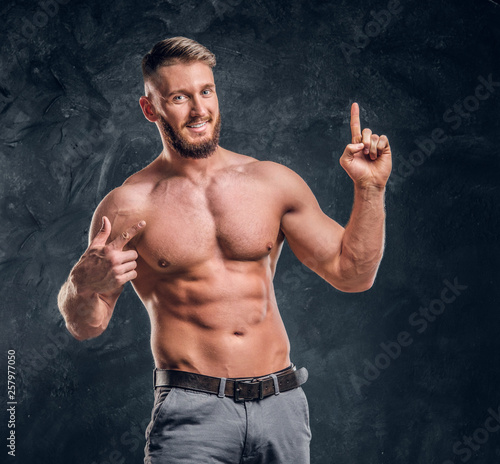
[350,102,362,144]
[111,220,146,250]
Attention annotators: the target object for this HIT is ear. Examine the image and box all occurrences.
[139,96,158,122]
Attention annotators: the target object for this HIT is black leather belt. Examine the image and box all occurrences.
[153,365,308,402]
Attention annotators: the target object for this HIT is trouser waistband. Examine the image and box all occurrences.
[153,364,308,402]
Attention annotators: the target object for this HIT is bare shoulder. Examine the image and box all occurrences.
[89,174,153,245]
[250,160,301,179]
[241,159,315,207]
[213,148,306,189]
[234,155,298,181]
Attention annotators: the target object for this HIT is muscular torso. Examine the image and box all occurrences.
[111,151,293,378]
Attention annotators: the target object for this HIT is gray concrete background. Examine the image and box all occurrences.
[1,0,499,463]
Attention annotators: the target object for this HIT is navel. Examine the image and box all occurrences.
[158,259,170,268]
[233,331,244,337]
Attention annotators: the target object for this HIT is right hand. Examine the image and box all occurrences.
[72,216,146,296]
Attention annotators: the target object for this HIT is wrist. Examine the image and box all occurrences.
[69,271,97,299]
[354,182,386,198]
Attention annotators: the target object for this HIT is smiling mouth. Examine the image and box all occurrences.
[186,120,209,128]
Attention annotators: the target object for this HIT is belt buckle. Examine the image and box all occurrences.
[234,380,263,402]
[233,380,249,402]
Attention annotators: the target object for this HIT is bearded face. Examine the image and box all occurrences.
[159,112,221,160]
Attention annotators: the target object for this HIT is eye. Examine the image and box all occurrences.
[173,95,186,102]
[202,89,212,96]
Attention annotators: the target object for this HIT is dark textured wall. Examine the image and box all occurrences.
[1,0,499,463]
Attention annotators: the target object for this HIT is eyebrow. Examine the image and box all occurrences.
[165,83,216,98]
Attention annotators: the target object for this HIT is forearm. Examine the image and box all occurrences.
[57,272,113,341]
[337,184,386,291]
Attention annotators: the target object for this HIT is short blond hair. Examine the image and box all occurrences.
[142,36,216,81]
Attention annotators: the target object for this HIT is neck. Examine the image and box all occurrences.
[158,145,226,181]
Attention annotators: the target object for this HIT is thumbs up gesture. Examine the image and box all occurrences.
[72,216,146,296]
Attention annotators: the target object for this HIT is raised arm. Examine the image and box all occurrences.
[280,102,392,292]
[57,190,146,341]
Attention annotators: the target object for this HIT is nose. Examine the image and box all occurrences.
[190,95,208,119]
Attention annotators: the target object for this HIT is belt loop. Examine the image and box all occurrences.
[218,377,227,398]
[270,374,280,396]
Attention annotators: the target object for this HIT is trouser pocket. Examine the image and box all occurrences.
[145,387,174,440]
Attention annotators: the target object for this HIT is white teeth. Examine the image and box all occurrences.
[188,122,207,128]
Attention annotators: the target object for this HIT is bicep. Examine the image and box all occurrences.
[279,173,345,282]
[87,189,128,246]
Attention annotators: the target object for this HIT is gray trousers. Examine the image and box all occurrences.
[144,383,311,463]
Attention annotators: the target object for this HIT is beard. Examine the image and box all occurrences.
[159,113,221,159]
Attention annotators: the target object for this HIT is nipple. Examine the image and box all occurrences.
[158,259,170,268]
[266,242,273,251]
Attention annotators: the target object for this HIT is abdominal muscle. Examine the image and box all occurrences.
[135,258,291,379]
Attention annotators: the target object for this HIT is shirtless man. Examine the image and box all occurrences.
[58,37,391,463]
